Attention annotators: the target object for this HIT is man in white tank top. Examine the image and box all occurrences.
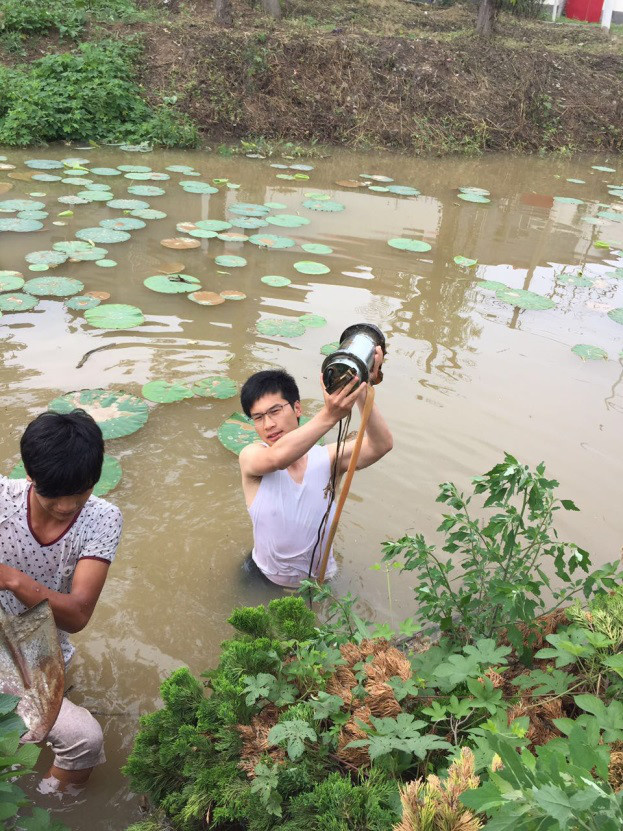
[239,349,392,587]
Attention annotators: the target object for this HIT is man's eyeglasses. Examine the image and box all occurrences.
[249,403,291,424]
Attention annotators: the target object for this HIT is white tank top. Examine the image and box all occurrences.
[249,444,338,587]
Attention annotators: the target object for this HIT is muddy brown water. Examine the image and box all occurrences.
[1,147,622,828]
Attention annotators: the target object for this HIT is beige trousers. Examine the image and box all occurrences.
[43,698,105,770]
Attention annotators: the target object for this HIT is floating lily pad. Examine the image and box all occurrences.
[368,186,389,193]
[454,256,477,267]
[299,313,327,328]
[85,303,145,329]
[608,308,623,325]
[220,290,246,300]
[264,201,287,210]
[387,185,421,196]
[496,288,555,310]
[57,195,89,205]
[248,233,295,249]
[229,203,269,217]
[53,240,91,253]
[257,318,306,337]
[63,177,93,186]
[18,210,48,221]
[301,243,333,255]
[290,164,314,171]
[193,376,238,399]
[478,280,509,291]
[77,190,111,202]
[180,181,218,194]
[31,174,61,183]
[0,270,25,292]
[84,183,112,192]
[188,228,218,239]
[86,291,111,300]
[65,294,101,310]
[142,380,194,404]
[218,232,248,243]
[90,167,121,176]
[458,192,491,204]
[554,196,584,205]
[388,238,431,253]
[196,219,231,232]
[76,227,130,244]
[95,259,117,268]
[28,264,49,272]
[592,165,616,173]
[459,187,490,196]
[48,389,149,439]
[188,291,225,306]
[303,200,345,212]
[215,255,247,268]
[320,341,339,356]
[128,185,165,197]
[266,214,310,228]
[161,237,201,250]
[293,261,330,275]
[606,268,623,280]
[24,159,63,170]
[304,192,331,201]
[71,246,109,262]
[597,211,623,222]
[144,274,200,294]
[231,217,268,230]
[100,217,146,231]
[571,344,607,361]
[0,292,39,312]
[567,178,585,184]
[107,199,149,210]
[130,208,166,220]
[24,276,83,297]
[261,275,291,287]
[0,218,43,232]
[558,274,592,287]
[25,250,68,267]
[120,143,152,152]
[217,412,257,455]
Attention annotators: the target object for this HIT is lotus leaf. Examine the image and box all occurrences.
[215,255,247,268]
[63,177,93,185]
[304,193,331,201]
[294,261,330,275]
[76,227,130,244]
[49,389,148,439]
[459,187,490,195]
[592,165,616,173]
[0,293,39,312]
[257,318,306,337]
[0,271,25,292]
[571,344,607,360]
[597,211,623,222]
[18,211,48,220]
[264,202,287,209]
[142,380,194,404]
[53,240,92,253]
[57,195,89,205]
[217,412,258,455]
[369,174,393,182]
[220,290,246,300]
[231,217,268,229]
[567,178,585,184]
[107,199,149,210]
[0,217,43,232]
[24,277,83,297]
[266,214,310,228]
[32,174,62,182]
[387,185,420,196]
[458,193,490,204]
[188,291,225,306]
[161,237,201,250]
[180,181,218,194]
[193,376,238,399]
[119,143,152,152]
[195,219,231,232]
[229,203,269,216]
[301,243,333,255]
[25,159,63,170]
[100,218,146,231]
[84,303,145,329]
[454,256,477,267]
[290,164,314,171]
[368,186,389,192]
[478,280,509,291]
[131,208,167,220]
[248,234,295,249]
[299,313,327,328]
[166,165,197,174]
[61,157,90,166]
[144,274,200,294]
[0,201,46,216]
[261,275,291,287]
[496,288,555,310]
[28,264,48,272]
[124,172,153,180]
[554,196,583,205]
[320,341,339,356]
[176,222,199,234]
[84,183,112,192]
[188,228,218,239]
[90,168,121,176]
[303,200,345,212]
[95,259,117,268]
[65,295,101,310]
[77,191,111,202]
[558,274,592,287]
[218,232,248,242]
[25,250,68,266]
[388,238,431,253]
[608,308,623,325]
[271,164,288,169]
[71,247,109,262]
[607,268,623,280]
[128,186,165,197]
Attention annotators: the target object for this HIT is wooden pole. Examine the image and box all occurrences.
[316,384,376,584]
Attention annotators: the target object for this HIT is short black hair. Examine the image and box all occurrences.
[240,370,300,417]
[20,410,104,498]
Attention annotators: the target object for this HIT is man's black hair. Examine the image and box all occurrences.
[240,369,300,417]
[20,410,104,498]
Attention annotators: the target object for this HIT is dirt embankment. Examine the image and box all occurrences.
[134,1,623,154]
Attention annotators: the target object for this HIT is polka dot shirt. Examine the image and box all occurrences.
[0,475,123,663]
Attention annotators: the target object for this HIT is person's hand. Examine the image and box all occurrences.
[321,373,361,423]
[369,345,384,385]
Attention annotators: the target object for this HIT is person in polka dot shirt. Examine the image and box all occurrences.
[0,409,122,792]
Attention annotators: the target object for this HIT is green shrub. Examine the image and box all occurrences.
[0,0,145,39]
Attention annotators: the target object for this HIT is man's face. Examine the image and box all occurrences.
[249,392,301,446]
[30,484,93,523]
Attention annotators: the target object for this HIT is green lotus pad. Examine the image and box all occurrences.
[65,295,101,310]
[257,318,307,337]
[388,238,431,253]
[84,303,145,329]
[300,313,327,328]
[10,454,121,497]
[217,412,258,455]
[71,247,109,262]
[320,341,339,356]
[106,199,150,210]
[229,203,269,217]
[25,159,64,170]
[0,292,38,312]
[24,276,84,297]
[142,380,194,404]
[261,275,291,287]
[0,200,46,212]
[454,256,478,267]
[128,186,165,197]
[130,209,167,220]
[188,228,218,239]
[264,202,287,210]
[180,181,218,194]
[266,214,310,228]
[76,227,131,244]
[218,232,248,243]
[18,211,48,220]
[25,250,67,267]
[53,240,92,253]
[0,217,43,232]
[248,234,295,249]
[571,344,607,361]
[32,174,62,182]
[607,268,623,280]
[90,168,121,176]
[387,185,420,196]
[459,187,490,196]
[478,280,509,291]
[78,191,111,202]
[495,287,555,310]
[100,218,146,231]
[188,291,225,306]
[28,264,49,272]
[192,376,238,399]
[592,165,616,173]
[301,243,333,255]
[215,255,247,268]
[144,274,200,294]
[57,195,89,205]
[231,217,267,230]
[48,389,149,439]
[293,261,330,275]
[302,200,345,212]
[166,165,198,174]
[0,271,25,292]
[558,274,592,287]
[457,193,491,204]
[95,259,117,268]
[566,178,585,184]
[554,196,584,205]
[608,308,623,325]
[195,219,231,232]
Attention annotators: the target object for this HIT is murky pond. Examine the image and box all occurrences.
[1,146,622,829]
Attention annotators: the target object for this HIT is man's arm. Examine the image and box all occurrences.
[239,376,362,478]
[331,386,393,474]
[0,559,110,634]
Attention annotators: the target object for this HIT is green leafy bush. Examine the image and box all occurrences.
[0,39,198,147]
[0,0,146,39]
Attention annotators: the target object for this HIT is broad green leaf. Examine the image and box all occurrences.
[192,376,237,400]
[571,344,607,361]
[49,389,148,440]
[85,303,145,329]
[496,287,555,310]
[142,380,194,404]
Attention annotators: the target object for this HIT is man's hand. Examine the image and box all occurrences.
[370,345,384,385]
[321,373,361,422]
